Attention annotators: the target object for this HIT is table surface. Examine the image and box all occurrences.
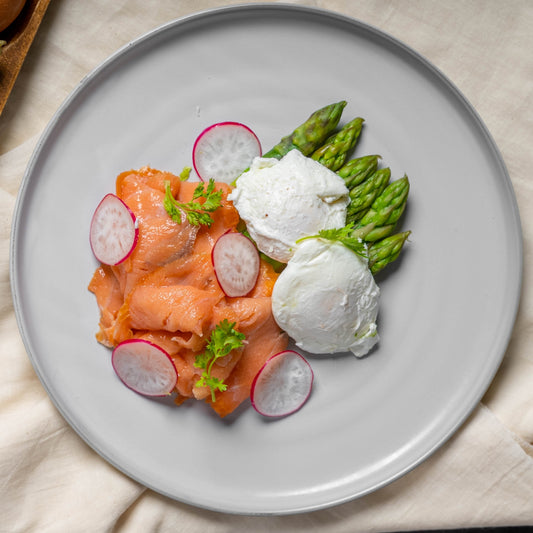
[1,1,532,531]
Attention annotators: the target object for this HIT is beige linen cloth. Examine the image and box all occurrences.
[1,1,532,531]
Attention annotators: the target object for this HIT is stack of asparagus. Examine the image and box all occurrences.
[263,101,411,275]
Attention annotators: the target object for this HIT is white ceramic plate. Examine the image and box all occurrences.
[10,4,522,515]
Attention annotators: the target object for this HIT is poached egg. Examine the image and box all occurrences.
[271,237,380,357]
[228,149,349,263]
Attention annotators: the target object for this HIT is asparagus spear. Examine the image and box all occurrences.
[262,101,347,159]
[354,175,410,242]
[337,154,381,189]
[310,117,364,171]
[346,167,391,225]
[368,231,411,275]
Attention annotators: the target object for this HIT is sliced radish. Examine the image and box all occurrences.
[192,121,262,183]
[251,350,314,418]
[90,193,138,265]
[112,339,178,397]
[212,230,260,297]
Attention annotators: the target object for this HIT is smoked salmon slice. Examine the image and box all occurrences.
[89,166,288,417]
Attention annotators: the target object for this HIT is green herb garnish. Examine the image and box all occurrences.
[194,319,245,402]
[163,178,223,227]
[297,223,368,259]
[179,166,192,181]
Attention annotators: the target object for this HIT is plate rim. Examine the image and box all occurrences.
[9,2,524,515]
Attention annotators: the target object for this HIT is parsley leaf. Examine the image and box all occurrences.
[180,166,191,181]
[194,319,245,402]
[163,178,223,227]
[297,223,368,259]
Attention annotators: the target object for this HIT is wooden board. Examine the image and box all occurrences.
[0,0,52,115]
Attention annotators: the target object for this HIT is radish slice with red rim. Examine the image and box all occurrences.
[90,193,138,265]
[212,230,260,297]
[192,121,261,183]
[112,339,178,397]
[251,350,314,417]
